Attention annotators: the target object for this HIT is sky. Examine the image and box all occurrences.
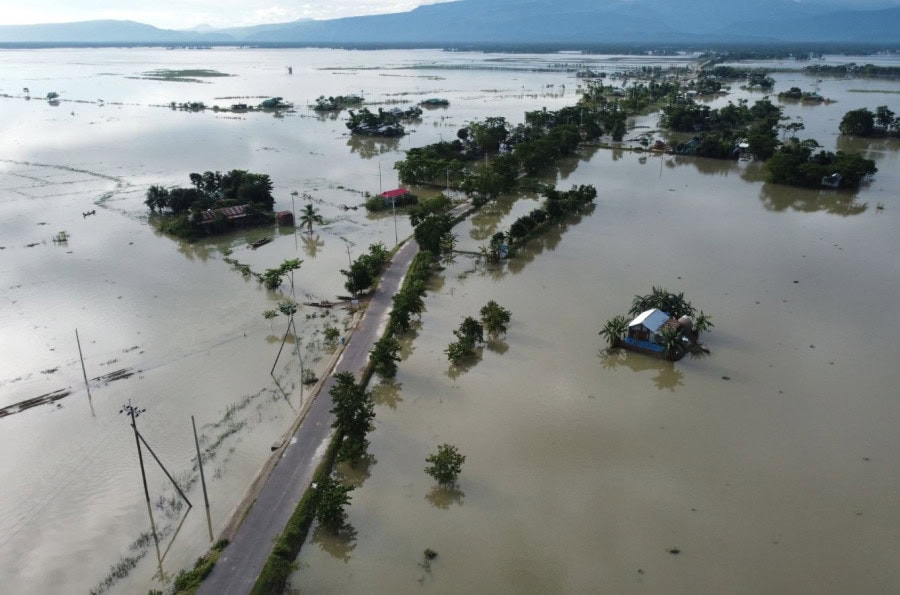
[0,0,455,30]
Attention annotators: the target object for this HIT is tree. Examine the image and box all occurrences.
[480,301,511,337]
[455,316,484,345]
[599,315,628,348]
[413,213,453,257]
[659,326,684,361]
[629,286,695,319]
[370,335,401,379]
[694,311,714,335]
[875,105,896,130]
[260,258,302,290]
[745,121,779,160]
[425,443,466,486]
[315,475,354,531]
[329,372,375,464]
[446,316,484,364]
[445,339,476,365]
[299,203,324,234]
[840,108,875,137]
[144,185,169,213]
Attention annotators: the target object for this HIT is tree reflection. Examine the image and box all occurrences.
[301,233,324,258]
[346,135,401,160]
[486,337,509,355]
[445,348,483,380]
[425,484,465,509]
[312,523,357,563]
[836,133,900,156]
[336,454,376,489]
[652,364,684,392]
[757,182,867,216]
[372,378,403,410]
[468,195,517,241]
[599,347,685,392]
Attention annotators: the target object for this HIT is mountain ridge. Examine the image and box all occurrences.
[1,1,897,45]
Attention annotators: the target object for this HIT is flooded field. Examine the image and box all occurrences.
[1,48,898,593]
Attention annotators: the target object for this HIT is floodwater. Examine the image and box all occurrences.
[0,48,897,593]
[292,56,900,594]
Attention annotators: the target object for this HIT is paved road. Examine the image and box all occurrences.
[199,239,420,595]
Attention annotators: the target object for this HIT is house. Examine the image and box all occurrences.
[379,188,410,204]
[624,308,679,354]
[821,172,843,188]
[276,210,294,226]
[200,204,249,225]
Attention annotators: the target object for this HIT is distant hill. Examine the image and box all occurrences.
[1,1,898,46]
[0,20,230,43]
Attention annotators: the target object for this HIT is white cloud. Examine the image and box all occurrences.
[0,0,457,29]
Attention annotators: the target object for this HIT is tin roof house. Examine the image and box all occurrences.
[624,308,678,355]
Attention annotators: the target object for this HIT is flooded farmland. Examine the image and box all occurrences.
[1,48,899,593]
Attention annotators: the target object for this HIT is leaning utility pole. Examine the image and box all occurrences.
[192,416,213,542]
[75,329,91,399]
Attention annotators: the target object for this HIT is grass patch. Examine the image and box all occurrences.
[847,89,900,94]
[134,69,234,83]
[173,539,230,595]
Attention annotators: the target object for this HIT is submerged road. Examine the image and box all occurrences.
[199,238,420,595]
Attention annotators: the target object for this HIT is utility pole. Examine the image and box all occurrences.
[121,401,151,516]
[392,195,398,247]
[341,237,354,268]
[120,401,161,573]
[191,416,213,542]
[75,329,91,399]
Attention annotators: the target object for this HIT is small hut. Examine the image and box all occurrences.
[624,308,679,355]
[276,210,294,226]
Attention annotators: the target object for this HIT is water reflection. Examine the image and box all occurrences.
[397,324,421,360]
[758,183,868,215]
[668,154,742,177]
[314,110,342,122]
[469,194,519,241]
[507,210,590,275]
[425,484,465,509]
[372,379,403,410]
[311,524,357,563]
[336,455,376,489]
[346,135,401,160]
[836,134,900,156]
[598,347,685,392]
[486,337,509,355]
[445,348,483,380]
[301,233,324,258]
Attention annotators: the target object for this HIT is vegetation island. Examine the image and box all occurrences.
[144,169,277,240]
[313,94,364,112]
[600,288,713,361]
[346,106,422,136]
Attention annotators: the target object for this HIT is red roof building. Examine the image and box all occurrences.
[379,188,408,199]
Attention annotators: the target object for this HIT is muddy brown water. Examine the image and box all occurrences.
[0,48,898,593]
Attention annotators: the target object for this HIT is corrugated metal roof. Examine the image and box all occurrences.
[380,188,407,199]
[200,204,248,223]
[628,308,671,333]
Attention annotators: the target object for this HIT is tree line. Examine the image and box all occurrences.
[144,169,276,240]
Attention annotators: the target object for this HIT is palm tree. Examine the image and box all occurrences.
[599,315,628,348]
[658,326,683,361]
[299,203,324,234]
[694,310,714,335]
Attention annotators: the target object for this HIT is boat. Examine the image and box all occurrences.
[250,237,272,248]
